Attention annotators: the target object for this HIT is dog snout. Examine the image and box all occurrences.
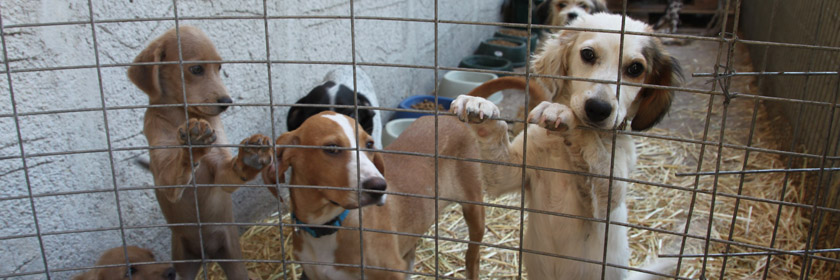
[217,96,233,111]
[362,177,387,200]
[567,12,578,21]
[163,267,176,280]
[584,99,612,123]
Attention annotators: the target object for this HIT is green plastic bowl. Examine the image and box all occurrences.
[458,55,514,75]
[474,37,528,68]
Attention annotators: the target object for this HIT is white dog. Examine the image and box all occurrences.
[536,0,608,27]
[451,13,682,280]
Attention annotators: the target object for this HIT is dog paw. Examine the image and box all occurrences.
[450,95,500,123]
[528,101,575,132]
[178,118,217,146]
[238,134,273,170]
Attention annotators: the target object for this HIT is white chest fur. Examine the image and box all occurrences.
[295,233,355,279]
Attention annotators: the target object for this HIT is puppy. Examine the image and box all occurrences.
[127,26,272,280]
[536,0,608,27]
[452,13,681,279]
[262,112,485,279]
[287,81,377,142]
[73,246,175,280]
[287,67,383,148]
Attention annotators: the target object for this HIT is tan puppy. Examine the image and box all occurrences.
[536,0,608,27]
[452,13,681,280]
[262,112,485,279]
[73,246,175,280]
[127,26,272,280]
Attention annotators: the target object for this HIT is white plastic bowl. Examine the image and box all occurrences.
[438,71,503,104]
[382,118,417,147]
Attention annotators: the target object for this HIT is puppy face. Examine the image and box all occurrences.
[287,81,376,135]
[538,0,607,26]
[534,13,682,131]
[127,26,232,117]
[265,112,386,223]
[74,246,175,280]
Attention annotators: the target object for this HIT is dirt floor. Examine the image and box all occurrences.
[198,38,837,280]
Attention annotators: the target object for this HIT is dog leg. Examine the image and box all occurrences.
[461,203,485,279]
[172,238,201,280]
[450,96,524,196]
[150,118,217,202]
[217,228,251,280]
[212,134,273,193]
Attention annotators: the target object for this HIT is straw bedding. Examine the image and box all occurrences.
[198,42,836,279]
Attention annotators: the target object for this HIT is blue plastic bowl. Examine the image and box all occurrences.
[392,95,454,120]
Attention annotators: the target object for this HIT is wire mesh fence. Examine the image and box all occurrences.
[1,0,839,279]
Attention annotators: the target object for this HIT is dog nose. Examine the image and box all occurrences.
[217,96,233,111]
[362,177,387,199]
[163,267,176,280]
[584,99,612,123]
[568,12,578,21]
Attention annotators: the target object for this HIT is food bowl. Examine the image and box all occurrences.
[474,38,528,67]
[391,95,454,120]
[437,71,503,104]
[458,55,514,75]
[494,28,539,53]
[382,118,417,148]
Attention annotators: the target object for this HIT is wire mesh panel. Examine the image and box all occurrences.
[0,0,839,279]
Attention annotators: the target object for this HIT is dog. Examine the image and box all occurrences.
[287,68,382,148]
[536,0,608,27]
[73,246,175,280]
[261,112,485,279]
[451,13,682,279]
[127,26,272,280]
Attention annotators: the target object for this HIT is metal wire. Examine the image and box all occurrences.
[2,0,840,279]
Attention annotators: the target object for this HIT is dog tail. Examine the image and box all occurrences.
[626,258,678,280]
[466,76,551,110]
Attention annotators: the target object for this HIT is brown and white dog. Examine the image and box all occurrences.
[127,26,272,280]
[451,13,681,279]
[536,0,608,27]
[261,112,485,279]
[73,246,175,280]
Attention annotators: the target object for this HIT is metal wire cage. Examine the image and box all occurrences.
[1,0,839,279]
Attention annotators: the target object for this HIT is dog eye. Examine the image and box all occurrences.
[626,62,645,77]
[189,65,204,75]
[324,144,340,155]
[365,141,374,149]
[580,48,596,63]
[557,2,567,8]
[578,3,588,8]
[126,266,138,277]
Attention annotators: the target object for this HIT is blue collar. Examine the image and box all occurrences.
[291,209,350,238]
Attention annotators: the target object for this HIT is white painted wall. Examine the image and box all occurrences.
[0,0,503,278]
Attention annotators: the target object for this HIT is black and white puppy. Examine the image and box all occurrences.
[287,68,383,148]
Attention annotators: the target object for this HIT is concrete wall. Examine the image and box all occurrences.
[0,0,503,278]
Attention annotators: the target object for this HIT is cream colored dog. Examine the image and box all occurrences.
[452,13,682,280]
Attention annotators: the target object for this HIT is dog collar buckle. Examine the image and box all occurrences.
[292,209,350,238]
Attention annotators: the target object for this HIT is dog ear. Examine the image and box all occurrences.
[127,37,167,101]
[533,30,575,101]
[263,132,298,198]
[373,152,385,177]
[631,44,683,131]
[535,0,552,25]
[592,0,608,13]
